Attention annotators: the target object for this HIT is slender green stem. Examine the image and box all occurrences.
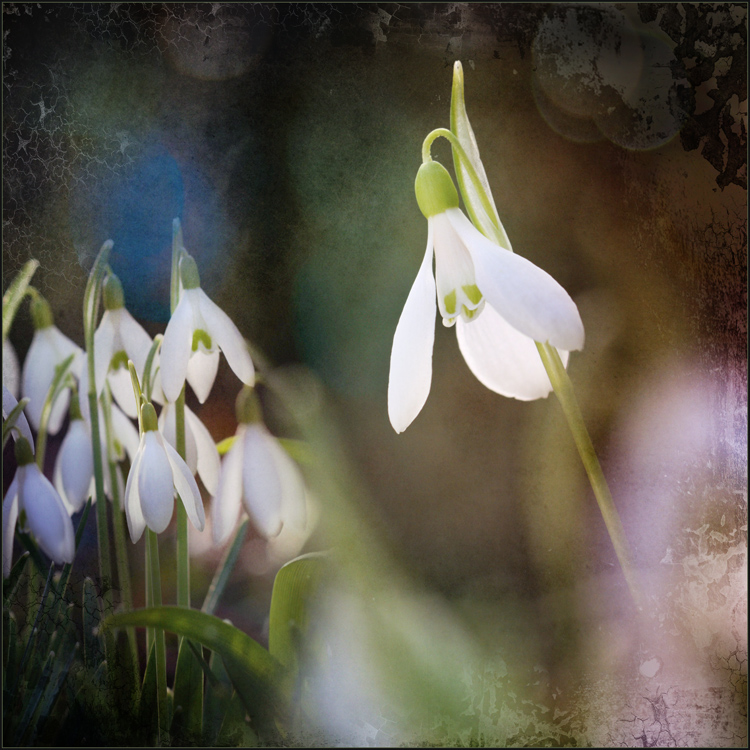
[2,259,39,342]
[35,355,76,470]
[536,343,644,611]
[175,388,189,608]
[147,529,169,746]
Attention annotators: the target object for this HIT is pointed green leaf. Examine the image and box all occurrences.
[202,518,249,616]
[3,551,29,606]
[171,639,204,744]
[82,578,104,671]
[202,650,234,745]
[2,397,30,451]
[12,648,55,745]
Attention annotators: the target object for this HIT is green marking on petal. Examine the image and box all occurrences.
[462,305,478,320]
[462,284,482,306]
[444,289,457,315]
[192,329,212,352]
[110,350,130,372]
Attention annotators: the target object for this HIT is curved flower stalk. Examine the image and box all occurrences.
[93,273,156,418]
[3,338,20,398]
[212,387,308,546]
[158,401,220,495]
[124,401,205,543]
[2,385,34,450]
[3,436,75,577]
[160,253,255,404]
[388,160,584,433]
[22,295,84,434]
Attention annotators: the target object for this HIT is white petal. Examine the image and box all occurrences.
[138,432,175,534]
[241,425,284,538]
[3,338,20,398]
[198,289,255,387]
[387,233,437,433]
[211,434,244,546]
[118,308,154,374]
[160,294,195,403]
[2,385,34,450]
[110,404,141,462]
[159,402,198,474]
[22,330,58,430]
[54,419,93,513]
[447,209,585,351]
[108,365,139,418]
[267,438,307,533]
[186,407,220,495]
[3,480,19,578]
[186,348,220,404]
[47,388,72,437]
[94,313,117,397]
[456,303,569,400]
[20,465,75,565]
[162,436,205,532]
[123,438,147,543]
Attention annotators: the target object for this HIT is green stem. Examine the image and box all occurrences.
[147,529,169,746]
[536,342,644,612]
[175,388,189,608]
[2,259,39,342]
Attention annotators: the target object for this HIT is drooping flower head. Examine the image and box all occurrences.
[123,401,205,542]
[22,295,83,434]
[212,386,307,547]
[388,161,584,433]
[93,273,156,419]
[3,436,75,577]
[53,391,94,514]
[160,253,255,404]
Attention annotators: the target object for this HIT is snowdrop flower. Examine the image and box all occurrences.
[388,161,585,433]
[124,401,205,542]
[2,385,34,450]
[212,387,307,546]
[3,437,75,577]
[22,296,83,434]
[160,254,254,404]
[93,273,156,419]
[159,401,220,495]
[3,338,20,398]
[53,393,93,514]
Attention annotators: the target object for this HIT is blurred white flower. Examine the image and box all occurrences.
[2,385,34,450]
[212,388,307,546]
[93,273,156,418]
[54,408,93,514]
[3,338,20,398]
[124,402,205,542]
[159,401,220,495]
[22,296,83,435]
[160,254,254,403]
[3,437,75,577]
[388,161,584,433]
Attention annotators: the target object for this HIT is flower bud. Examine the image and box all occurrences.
[414,160,459,219]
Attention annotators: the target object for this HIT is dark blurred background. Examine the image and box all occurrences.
[3,3,746,745]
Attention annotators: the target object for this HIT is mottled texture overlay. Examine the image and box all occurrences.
[3,3,747,746]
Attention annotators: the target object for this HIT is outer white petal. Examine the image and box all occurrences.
[197,289,255,387]
[117,308,154,373]
[138,432,176,534]
[3,480,19,578]
[387,231,437,434]
[94,313,117,397]
[110,404,141,462]
[447,209,585,352]
[22,330,58,430]
[160,294,195,403]
[211,433,245,546]
[186,407,220,495]
[3,385,34,450]
[54,419,93,513]
[161,436,205,532]
[241,424,283,538]
[159,402,198,474]
[108,365,139,418]
[267,437,307,533]
[456,303,569,400]
[46,388,71,436]
[20,465,75,565]
[186,348,220,404]
[123,438,147,543]
[3,338,20,398]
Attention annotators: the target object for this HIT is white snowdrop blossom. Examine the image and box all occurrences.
[159,401,220,495]
[212,388,307,547]
[93,273,156,419]
[2,385,34,450]
[3,338,20,398]
[53,397,93,514]
[22,296,83,435]
[388,161,585,433]
[124,402,205,542]
[160,254,254,404]
[3,437,75,577]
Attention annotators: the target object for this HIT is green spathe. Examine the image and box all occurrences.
[414,161,459,219]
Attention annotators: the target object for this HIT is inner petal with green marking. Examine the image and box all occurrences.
[110,349,130,372]
[192,329,213,353]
